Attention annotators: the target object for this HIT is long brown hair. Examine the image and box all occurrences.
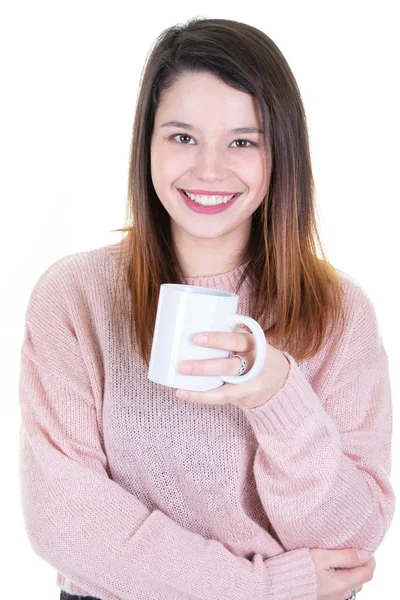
[110,16,346,365]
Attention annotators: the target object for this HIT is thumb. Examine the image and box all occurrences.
[328,549,371,570]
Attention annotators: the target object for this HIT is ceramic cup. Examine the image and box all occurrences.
[147,283,267,391]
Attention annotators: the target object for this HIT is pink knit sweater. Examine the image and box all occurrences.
[18,242,395,600]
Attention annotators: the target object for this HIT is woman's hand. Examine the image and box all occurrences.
[310,548,376,599]
[176,327,290,408]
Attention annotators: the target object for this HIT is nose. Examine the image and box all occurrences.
[192,145,228,180]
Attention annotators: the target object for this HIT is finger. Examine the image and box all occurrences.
[327,549,370,570]
[233,325,250,334]
[194,330,253,353]
[175,378,258,406]
[178,356,249,376]
[344,584,363,597]
[336,563,374,594]
[176,383,236,405]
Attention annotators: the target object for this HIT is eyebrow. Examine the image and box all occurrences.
[160,120,264,135]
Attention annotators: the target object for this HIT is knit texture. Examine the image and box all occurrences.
[18,242,395,600]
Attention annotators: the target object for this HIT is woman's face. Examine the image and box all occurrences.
[150,71,272,243]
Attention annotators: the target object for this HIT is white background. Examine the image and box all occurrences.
[1,1,398,598]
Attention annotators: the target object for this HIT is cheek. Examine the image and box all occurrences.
[233,153,268,184]
[152,148,186,183]
[245,157,268,182]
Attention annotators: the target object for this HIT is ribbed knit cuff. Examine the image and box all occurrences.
[265,548,317,600]
[241,351,331,434]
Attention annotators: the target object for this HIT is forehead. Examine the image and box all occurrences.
[155,72,263,129]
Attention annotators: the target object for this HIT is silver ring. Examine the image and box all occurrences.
[346,588,356,600]
[231,354,247,376]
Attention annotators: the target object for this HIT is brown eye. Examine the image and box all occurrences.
[172,133,194,144]
[232,139,254,148]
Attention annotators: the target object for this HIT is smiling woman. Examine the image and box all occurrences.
[111,18,348,368]
[19,15,393,600]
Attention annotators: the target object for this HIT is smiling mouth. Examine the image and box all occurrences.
[180,189,241,205]
[177,188,242,214]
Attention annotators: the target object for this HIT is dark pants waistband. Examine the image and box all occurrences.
[60,591,103,600]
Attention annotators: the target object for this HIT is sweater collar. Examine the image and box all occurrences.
[180,261,250,292]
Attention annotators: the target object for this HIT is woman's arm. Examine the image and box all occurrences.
[240,282,396,553]
[19,262,317,600]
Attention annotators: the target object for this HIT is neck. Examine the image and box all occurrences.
[172,222,250,278]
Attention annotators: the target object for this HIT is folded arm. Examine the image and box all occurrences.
[241,285,396,553]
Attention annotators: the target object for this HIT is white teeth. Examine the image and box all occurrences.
[183,190,235,205]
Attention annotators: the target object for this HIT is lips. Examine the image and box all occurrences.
[178,188,241,215]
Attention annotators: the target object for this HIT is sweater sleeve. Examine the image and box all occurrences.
[240,283,396,553]
[18,260,317,600]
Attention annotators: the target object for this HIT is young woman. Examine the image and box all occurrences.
[19,17,393,600]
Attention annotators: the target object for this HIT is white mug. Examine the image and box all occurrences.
[147,283,267,391]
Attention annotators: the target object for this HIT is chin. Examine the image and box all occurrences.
[181,223,234,239]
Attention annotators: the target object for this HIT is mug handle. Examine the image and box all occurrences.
[221,314,267,385]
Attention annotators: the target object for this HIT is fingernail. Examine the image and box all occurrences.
[194,334,208,344]
[358,550,371,560]
[176,390,188,400]
[179,363,192,374]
